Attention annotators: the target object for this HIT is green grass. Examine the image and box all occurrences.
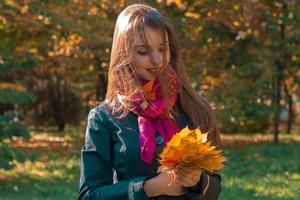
[220,143,300,200]
[0,131,299,200]
[0,126,82,200]
[0,150,80,200]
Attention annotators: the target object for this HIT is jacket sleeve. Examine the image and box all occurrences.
[78,108,149,200]
[185,171,221,200]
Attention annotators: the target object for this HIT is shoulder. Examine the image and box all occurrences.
[84,103,116,151]
[87,101,133,130]
[87,102,114,130]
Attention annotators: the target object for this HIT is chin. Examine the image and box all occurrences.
[147,77,156,80]
[141,74,156,81]
[147,75,157,80]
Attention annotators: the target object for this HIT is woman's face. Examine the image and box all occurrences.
[134,26,170,81]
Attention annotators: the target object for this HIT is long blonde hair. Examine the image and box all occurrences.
[104,4,220,146]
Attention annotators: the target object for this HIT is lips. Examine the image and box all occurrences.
[147,68,162,75]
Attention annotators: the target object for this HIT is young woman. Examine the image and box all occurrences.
[78,4,221,200]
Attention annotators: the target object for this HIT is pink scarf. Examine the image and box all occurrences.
[117,66,180,163]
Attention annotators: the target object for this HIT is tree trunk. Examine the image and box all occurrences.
[86,93,90,116]
[273,60,283,144]
[273,2,287,143]
[58,122,65,131]
[287,98,293,134]
[96,74,107,101]
[284,80,294,134]
[53,75,65,132]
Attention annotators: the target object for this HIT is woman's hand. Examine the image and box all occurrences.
[144,171,184,197]
[143,164,202,197]
[175,164,202,188]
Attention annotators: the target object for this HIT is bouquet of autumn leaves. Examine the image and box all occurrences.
[158,126,226,174]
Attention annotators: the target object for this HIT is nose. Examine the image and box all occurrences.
[150,50,162,68]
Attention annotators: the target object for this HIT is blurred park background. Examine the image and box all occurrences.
[0,0,300,199]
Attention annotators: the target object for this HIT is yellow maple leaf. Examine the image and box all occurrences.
[158,126,226,173]
[178,126,193,138]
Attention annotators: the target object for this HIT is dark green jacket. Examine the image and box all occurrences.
[78,102,221,200]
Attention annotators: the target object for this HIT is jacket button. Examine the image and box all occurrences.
[156,136,164,145]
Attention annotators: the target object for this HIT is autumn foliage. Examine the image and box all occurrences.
[158,126,226,173]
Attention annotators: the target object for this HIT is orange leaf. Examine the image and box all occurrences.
[158,126,226,173]
[142,80,156,100]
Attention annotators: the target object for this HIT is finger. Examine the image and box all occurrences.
[180,182,191,188]
[189,169,202,180]
[176,168,202,182]
[175,168,199,180]
[193,170,202,178]
[178,176,198,188]
[172,178,182,186]
[175,173,183,183]
[192,175,200,183]
[177,169,200,180]
[180,180,196,188]
[175,169,185,178]
[176,167,189,175]
[176,174,199,187]
[177,165,201,176]
[176,175,191,187]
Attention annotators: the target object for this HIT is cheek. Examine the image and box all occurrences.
[135,55,149,70]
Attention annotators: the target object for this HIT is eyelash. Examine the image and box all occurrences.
[137,49,164,55]
[137,51,148,55]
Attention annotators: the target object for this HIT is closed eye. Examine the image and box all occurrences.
[137,50,148,55]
